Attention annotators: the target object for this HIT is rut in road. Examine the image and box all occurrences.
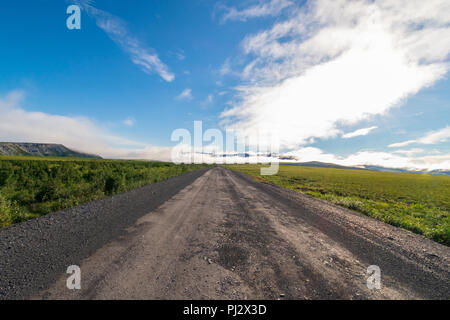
[37,167,449,299]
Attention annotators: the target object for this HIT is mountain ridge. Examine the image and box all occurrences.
[0,142,101,159]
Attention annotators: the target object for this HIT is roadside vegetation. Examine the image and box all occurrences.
[0,156,209,228]
[225,164,450,246]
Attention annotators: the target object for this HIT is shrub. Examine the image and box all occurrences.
[0,192,24,227]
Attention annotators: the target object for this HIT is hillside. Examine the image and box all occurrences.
[282,161,366,170]
[0,142,101,159]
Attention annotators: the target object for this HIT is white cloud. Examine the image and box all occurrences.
[176,88,193,101]
[389,126,450,147]
[0,91,171,160]
[342,126,378,139]
[221,0,294,22]
[392,148,424,156]
[77,1,174,82]
[418,126,450,144]
[123,117,136,127]
[219,59,232,76]
[221,0,450,150]
[388,140,417,148]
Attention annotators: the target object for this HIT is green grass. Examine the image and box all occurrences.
[224,164,450,246]
[0,157,210,228]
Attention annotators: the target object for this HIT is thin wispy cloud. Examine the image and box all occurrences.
[389,126,450,148]
[76,1,174,82]
[201,94,214,107]
[389,140,421,148]
[393,148,424,156]
[175,50,185,61]
[123,117,136,127]
[342,126,378,139]
[221,0,450,150]
[220,0,294,22]
[168,49,186,61]
[176,88,193,101]
[219,59,232,76]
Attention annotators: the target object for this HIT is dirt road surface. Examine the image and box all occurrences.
[1,167,449,299]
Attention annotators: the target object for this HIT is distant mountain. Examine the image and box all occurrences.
[282,161,450,176]
[427,169,450,176]
[283,161,366,171]
[361,165,450,176]
[362,165,413,173]
[0,142,101,159]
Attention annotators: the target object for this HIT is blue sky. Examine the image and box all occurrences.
[0,0,449,169]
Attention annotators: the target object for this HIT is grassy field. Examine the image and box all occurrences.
[0,156,209,228]
[225,164,450,245]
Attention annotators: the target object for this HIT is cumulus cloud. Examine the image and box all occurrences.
[389,126,450,147]
[176,88,193,101]
[220,0,450,149]
[77,1,174,82]
[0,91,172,160]
[220,0,294,22]
[342,126,378,139]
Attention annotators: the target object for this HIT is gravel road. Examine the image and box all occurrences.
[1,167,449,299]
